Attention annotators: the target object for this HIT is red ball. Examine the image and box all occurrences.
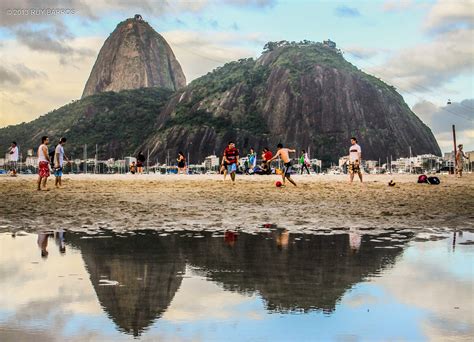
[275,181,282,187]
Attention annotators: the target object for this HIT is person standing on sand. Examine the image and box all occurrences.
[348,137,363,184]
[177,152,186,174]
[223,141,239,183]
[37,136,51,191]
[54,137,70,188]
[269,143,297,186]
[8,141,19,177]
[136,151,146,174]
[130,161,136,174]
[455,144,469,178]
[300,150,311,175]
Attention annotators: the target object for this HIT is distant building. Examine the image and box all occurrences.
[363,160,378,171]
[124,156,137,167]
[25,156,38,167]
[339,156,349,168]
[204,155,220,169]
[134,14,143,21]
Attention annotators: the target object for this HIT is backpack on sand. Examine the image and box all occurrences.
[418,174,428,183]
[427,176,440,185]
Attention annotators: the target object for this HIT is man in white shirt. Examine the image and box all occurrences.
[348,137,363,183]
[8,141,19,176]
[54,137,70,188]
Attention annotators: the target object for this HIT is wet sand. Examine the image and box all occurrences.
[0,174,473,233]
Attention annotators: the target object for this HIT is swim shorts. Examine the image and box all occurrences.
[54,167,63,177]
[227,163,237,173]
[348,162,360,174]
[38,161,50,178]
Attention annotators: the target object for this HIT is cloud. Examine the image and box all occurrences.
[369,28,474,93]
[344,46,380,59]
[334,5,361,17]
[0,37,102,127]
[1,1,95,64]
[376,241,474,340]
[162,30,264,81]
[223,0,276,8]
[424,0,474,33]
[0,63,47,86]
[382,0,415,12]
[14,27,95,63]
[412,99,474,152]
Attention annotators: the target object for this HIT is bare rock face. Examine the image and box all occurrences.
[82,16,186,98]
[140,43,441,164]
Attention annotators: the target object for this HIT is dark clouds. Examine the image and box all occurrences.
[412,99,473,151]
[0,64,47,86]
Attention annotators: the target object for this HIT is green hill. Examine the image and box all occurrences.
[0,88,173,159]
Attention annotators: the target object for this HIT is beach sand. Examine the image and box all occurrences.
[0,173,472,234]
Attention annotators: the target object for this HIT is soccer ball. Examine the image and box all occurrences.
[275,181,282,187]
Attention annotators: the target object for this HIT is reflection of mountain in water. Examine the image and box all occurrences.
[67,233,185,337]
[68,229,412,335]
[180,230,412,313]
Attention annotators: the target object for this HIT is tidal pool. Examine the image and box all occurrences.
[0,228,472,341]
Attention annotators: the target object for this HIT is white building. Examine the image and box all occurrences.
[204,155,220,169]
[25,156,38,167]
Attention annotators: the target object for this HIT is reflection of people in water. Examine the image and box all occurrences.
[55,229,66,254]
[37,232,51,258]
[348,229,362,252]
[224,231,237,247]
[275,228,289,250]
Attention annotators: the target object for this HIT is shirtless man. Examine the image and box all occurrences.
[269,143,297,186]
[37,136,50,191]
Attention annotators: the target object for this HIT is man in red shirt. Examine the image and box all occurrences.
[223,141,239,183]
[262,147,273,175]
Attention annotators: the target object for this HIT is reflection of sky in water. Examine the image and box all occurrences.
[0,231,472,341]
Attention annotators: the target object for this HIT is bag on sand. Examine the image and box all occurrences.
[427,176,440,185]
[418,174,428,183]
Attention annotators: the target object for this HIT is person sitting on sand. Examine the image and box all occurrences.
[262,147,273,174]
[130,161,136,174]
[37,136,51,191]
[348,137,363,184]
[269,143,297,186]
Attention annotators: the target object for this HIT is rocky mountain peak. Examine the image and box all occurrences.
[81,15,186,98]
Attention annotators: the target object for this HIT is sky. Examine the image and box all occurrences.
[0,0,473,153]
